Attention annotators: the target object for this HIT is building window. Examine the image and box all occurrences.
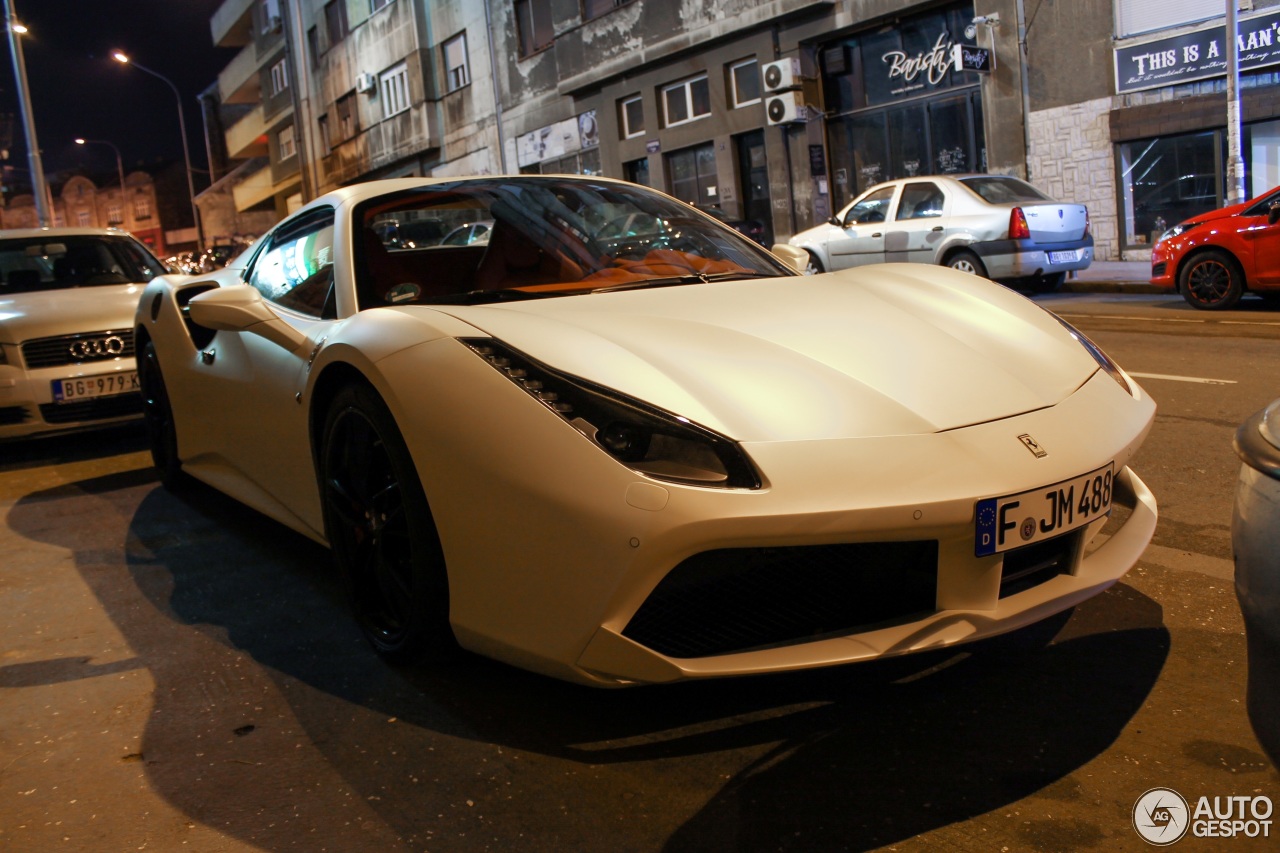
[515,0,554,57]
[443,33,470,92]
[324,0,348,47]
[270,58,289,96]
[370,0,393,11]
[666,142,718,206]
[1119,130,1220,247]
[134,196,151,219]
[107,203,122,225]
[729,59,761,108]
[620,95,644,138]
[278,125,296,160]
[624,157,650,187]
[318,114,331,153]
[307,26,321,66]
[77,210,91,227]
[260,0,280,33]
[380,62,410,118]
[584,0,631,21]
[336,92,358,140]
[662,74,710,127]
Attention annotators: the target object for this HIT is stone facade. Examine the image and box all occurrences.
[1027,97,1126,262]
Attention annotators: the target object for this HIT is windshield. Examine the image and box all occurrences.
[354,177,793,308]
[0,234,166,293]
[959,176,1052,204]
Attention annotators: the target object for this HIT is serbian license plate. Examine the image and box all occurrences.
[52,371,140,403]
[975,463,1114,556]
[1047,249,1079,264]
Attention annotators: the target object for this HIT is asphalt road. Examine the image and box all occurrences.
[2,290,1278,852]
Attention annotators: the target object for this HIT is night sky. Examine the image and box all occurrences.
[0,0,235,190]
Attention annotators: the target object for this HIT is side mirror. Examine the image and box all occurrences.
[827,215,843,227]
[1269,203,1280,225]
[770,243,809,273]
[187,284,309,353]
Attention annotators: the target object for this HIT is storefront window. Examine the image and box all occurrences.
[1119,131,1220,247]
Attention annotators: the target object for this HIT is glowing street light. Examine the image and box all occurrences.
[112,51,204,249]
[75,137,127,211]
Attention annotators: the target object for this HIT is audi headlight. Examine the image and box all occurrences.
[1053,316,1133,395]
[462,338,761,488]
[1158,221,1203,243]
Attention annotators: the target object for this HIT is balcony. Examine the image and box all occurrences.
[210,0,254,48]
[225,104,270,160]
[218,43,262,105]
[232,162,300,212]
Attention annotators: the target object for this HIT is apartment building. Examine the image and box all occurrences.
[202,0,1280,263]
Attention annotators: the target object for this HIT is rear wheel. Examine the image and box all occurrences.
[1179,249,1244,310]
[946,250,987,277]
[138,340,185,489]
[321,384,454,661]
[804,251,824,276]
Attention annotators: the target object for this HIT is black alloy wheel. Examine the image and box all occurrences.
[321,383,453,661]
[139,340,185,489]
[1179,249,1244,310]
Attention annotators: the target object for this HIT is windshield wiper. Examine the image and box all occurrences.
[427,288,567,305]
[592,271,783,293]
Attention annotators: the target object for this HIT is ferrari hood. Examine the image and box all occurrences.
[0,284,141,344]
[428,265,1102,442]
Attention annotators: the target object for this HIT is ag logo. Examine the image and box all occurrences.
[1133,787,1190,845]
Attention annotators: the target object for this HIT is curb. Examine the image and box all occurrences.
[1059,280,1164,295]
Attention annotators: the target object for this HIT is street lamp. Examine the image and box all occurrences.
[75,138,127,211]
[112,51,204,249]
[3,1,52,226]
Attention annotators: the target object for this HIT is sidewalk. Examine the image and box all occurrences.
[1063,259,1162,293]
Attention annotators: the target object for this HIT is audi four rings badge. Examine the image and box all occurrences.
[69,336,126,359]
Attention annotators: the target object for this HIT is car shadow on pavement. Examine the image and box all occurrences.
[7,469,1171,852]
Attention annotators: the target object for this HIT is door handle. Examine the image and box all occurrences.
[932,226,944,232]
[872,232,883,238]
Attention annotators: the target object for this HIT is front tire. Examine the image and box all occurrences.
[804,251,824,276]
[1180,249,1244,310]
[138,340,185,489]
[320,383,454,661]
[946,250,987,278]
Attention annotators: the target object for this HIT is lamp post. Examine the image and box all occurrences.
[3,1,52,226]
[112,51,204,249]
[75,138,127,219]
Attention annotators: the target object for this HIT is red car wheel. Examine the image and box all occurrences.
[1179,249,1244,310]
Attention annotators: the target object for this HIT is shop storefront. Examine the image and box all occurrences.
[818,2,986,211]
[1112,8,1280,251]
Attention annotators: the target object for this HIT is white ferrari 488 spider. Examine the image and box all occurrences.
[134,176,1157,687]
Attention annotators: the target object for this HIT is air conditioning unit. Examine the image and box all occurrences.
[762,58,802,93]
[765,91,805,125]
[355,72,376,94]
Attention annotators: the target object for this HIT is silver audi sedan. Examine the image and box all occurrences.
[0,227,170,439]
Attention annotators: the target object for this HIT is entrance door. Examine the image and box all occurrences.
[735,130,773,245]
[667,143,719,207]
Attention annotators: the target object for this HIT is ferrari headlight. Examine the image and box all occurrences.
[462,338,761,488]
[1053,316,1133,395]
[1158,221,1203,243]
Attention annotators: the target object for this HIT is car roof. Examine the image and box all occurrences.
[0,226,137,239]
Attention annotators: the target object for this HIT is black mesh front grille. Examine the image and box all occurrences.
[0,405,30,425]
[21,329,135,369]
[999,531,1078,598]
[39,393,143,424]
[1152,262,1167,277]
[622,541,939,658]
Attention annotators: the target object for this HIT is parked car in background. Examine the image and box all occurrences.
[440,220,493,246]
[134,174,1156,687]
[1232,397,1280,763]
[697,205,769,246]
[0,227,170,439]
[787,174,1093,291]
[1150,186,1280,310]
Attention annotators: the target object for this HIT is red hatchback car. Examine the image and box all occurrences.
[1150,186,1280,309]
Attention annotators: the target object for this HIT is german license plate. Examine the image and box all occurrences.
[1047,250,1078,264]
[52,371,140,403]
[975,463,1113,556]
